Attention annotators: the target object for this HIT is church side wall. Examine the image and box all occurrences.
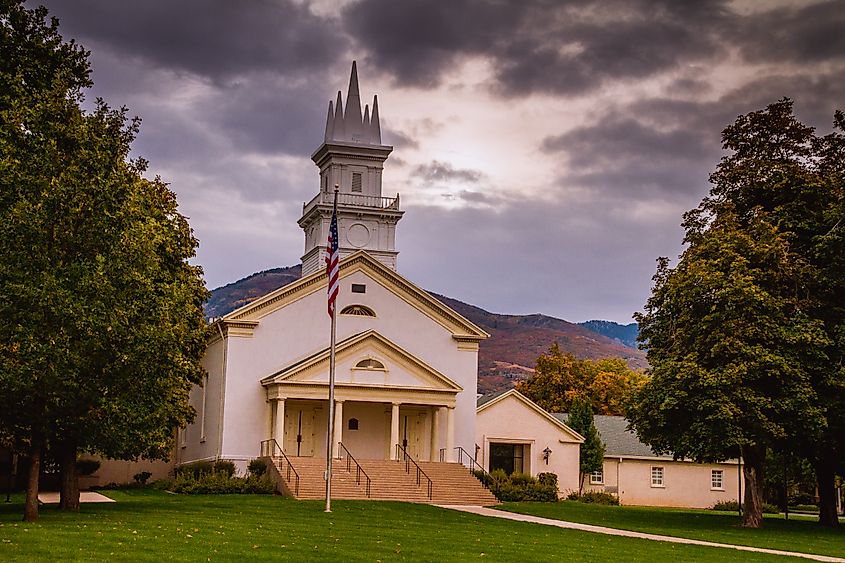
[179,336,225,465]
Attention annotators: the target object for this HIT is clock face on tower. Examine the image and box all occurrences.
[347,223,371,248]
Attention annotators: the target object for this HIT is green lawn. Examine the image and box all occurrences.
[0,490,803,561]
[498,501,845,559]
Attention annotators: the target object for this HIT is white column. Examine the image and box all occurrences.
[430,407,441,462]
[445,406,455,462]
[390,402,400,460]
[333,400,344,459]
[273,399,285,451]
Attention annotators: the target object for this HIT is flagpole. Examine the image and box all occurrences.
[325,186,339,513]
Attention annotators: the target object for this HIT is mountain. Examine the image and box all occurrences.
[204,266,649,394]
[205,265,301,319]
[577,320,639,349]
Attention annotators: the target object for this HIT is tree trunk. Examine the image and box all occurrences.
[816,454,840,528]
[23,439,41,522]
[59,441,79,512]
[741,443,766,528]
[578,472,584,495]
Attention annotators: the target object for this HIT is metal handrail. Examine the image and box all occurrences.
[259,439,300,497]
[395,444,433,500]
[441,446,493,490]
[338,442,372,497]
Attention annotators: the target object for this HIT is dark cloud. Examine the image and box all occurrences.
[731,1,845,65]
[412,160,485,184]
[40,0,344,83]
[543,117,719,200]
[345,0,731,96]
[383,128,419,149]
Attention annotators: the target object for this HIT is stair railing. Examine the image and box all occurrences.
[259,438,300,497]
[337,442,372,498]
[441,446,493,491]
[395,444,433,500]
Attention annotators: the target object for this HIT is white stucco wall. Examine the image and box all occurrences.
[586,457,742,508]
[476,393,581,494]
[182,263,479,465]
[179,336,225,464]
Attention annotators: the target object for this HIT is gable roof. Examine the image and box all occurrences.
[477,389,584,443]
[260,329,463,392]
[222,251,488,340]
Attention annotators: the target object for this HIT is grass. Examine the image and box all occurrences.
[498,501,845,559]
[0,489,805,561]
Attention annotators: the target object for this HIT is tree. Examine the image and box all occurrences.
[702,99,845,527]
[516,343,645,416]
[629,99,843,528]
[0,1,207,520]
[567,396,605,494]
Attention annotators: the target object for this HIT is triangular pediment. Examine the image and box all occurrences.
[478,389,585,443]
[222,251,488,341]
[260,330,463,393]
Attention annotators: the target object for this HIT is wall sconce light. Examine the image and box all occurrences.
[543,447,552,464]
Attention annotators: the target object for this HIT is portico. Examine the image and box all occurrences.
[261,330,460,462]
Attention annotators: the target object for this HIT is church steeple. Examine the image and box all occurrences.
[300,61,403,276]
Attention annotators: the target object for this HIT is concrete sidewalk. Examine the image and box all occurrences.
[438,505,844,562]
[38,492,115,504]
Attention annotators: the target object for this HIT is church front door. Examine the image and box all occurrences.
[284,406,316,457]
[400,411,426,461]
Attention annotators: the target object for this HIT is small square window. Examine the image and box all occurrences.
[651,466,664,487]
[590,470,603,485]
[711,469,724,490]
[351,284,366,294]
[351,172,363,193]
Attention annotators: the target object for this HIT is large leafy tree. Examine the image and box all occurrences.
[629,99,844,528]
[0,1,207,521]
[517,343,645,416]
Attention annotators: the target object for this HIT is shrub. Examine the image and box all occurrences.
[214,460,237,477]
[709,500,740,512]
[175,460,214,479]
[566,491,619,505]
[791,504,819,512]
[762,503,779,514]
[248,458,268,477]
[133,471,152,484]
[472,469,493,488]
[510,472,536,487]
[164,472,274,495]
[76,459,101,476]
[485,470,558,502]
[537,473,558,488]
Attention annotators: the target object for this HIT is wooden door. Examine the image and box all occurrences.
[284,406,316,457]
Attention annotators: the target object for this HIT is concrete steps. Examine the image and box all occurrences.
[268,455,498,505]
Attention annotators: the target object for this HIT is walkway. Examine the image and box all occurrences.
[438,505,844,563]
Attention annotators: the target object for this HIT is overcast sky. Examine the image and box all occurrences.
[33,0,845,323]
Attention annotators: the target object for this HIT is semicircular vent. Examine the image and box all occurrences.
[355,358,385,370]
[340,304,376,317]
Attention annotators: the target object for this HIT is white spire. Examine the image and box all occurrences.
[322,62,385,146]
[324,100,334,142]
[332,90,344,140]
[370,95,381,145]
[345,60,363,141]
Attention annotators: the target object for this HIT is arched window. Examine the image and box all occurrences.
[355,358,385,370]
[348,418,359,430]
[340,304,376,317]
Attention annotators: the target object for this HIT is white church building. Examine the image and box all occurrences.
[176,64,496,503]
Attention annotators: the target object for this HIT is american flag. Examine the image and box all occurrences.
[325,206,340,318]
